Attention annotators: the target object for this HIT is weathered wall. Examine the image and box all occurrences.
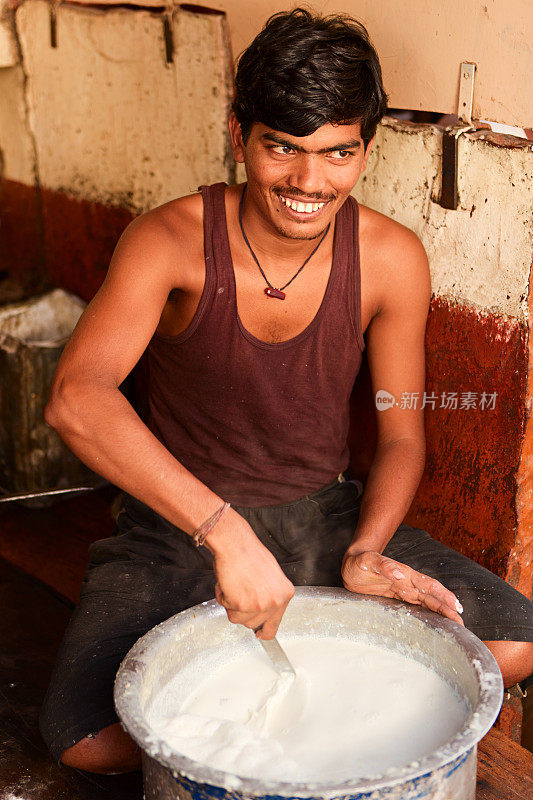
[73,0,533,127]
[0,61,43,283]
[349,119,533,597]
[0,0,18,68]
[0,0,234,298]
[17,1,234,210]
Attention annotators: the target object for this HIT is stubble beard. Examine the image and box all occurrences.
[271,216,330,242]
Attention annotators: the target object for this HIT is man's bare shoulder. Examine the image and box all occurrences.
[358,203,430,315]
[124,191,203,252]
[359,203,426,264]
[109,191,204,294]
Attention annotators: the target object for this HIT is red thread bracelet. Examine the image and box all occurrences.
[193,501,230,548]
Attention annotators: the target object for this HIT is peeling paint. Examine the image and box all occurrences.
[353,118,533,322]
[15,1,234,213]
[0,0,18,67]
[0,65,35,185]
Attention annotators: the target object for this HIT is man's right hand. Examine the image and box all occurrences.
[206,512,294,640]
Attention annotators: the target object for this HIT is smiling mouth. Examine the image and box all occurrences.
[278,195,327,214]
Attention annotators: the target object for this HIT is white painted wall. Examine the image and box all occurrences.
[0,0,18,67]
[353,119,533,321]
[12,1,234,208]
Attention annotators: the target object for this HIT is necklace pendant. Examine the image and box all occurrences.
[265,287,286,300]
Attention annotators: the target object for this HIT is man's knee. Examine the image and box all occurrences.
[483,640,533,688]
[60,722,141,774]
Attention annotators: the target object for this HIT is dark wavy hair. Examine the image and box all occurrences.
[233,8,388,150]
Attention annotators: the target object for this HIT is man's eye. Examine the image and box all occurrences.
[330,150,352,159]
[272,145,294,155]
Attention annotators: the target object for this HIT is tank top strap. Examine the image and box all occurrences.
[199,182,233,288]
[334,195,365,352]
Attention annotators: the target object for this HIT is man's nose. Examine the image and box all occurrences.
[287,155,326,198]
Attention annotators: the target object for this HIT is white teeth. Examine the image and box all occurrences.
[280,196,325,213]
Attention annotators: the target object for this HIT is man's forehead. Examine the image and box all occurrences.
[252,121,363,149]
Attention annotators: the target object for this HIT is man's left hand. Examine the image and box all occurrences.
[341,550,464,625]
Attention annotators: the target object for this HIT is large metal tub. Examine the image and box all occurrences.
[0,289,93,496]
[115,587,503,800]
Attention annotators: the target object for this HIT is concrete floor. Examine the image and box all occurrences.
[0,555,143,799]
[0,487,143,798]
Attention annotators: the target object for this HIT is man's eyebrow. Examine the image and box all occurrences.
[260,133,361,153]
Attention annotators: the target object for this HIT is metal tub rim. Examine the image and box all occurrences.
[114,586,503,798]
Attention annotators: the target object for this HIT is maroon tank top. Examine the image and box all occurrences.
[145,183,365,506]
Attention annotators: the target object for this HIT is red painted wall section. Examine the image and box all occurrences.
[512,258,533,598]
[1,182,134,302]
[350,296,529,586]
[41,188,134,302]
[411,297,527,582]
[0,180,45,287]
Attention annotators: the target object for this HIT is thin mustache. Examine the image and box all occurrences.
[275,190,335,203]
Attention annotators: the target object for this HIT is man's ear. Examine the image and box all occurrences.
[361,134,376,172]
[229,113,246,163]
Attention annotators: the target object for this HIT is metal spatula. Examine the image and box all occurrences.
[258,636,296,676]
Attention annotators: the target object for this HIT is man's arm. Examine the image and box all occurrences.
[341,224,463,623]
[45,207,294,639]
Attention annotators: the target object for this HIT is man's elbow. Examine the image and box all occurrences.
[43,395,62,431]
[44,378,86,437]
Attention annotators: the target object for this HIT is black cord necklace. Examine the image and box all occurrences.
[238,184,331,300]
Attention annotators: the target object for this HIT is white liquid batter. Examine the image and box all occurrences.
[148,637,469,783]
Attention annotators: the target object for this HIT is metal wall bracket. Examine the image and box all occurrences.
[439,63,477,210]
[49,6,58,49]
[163,11,174,65]
[458,62,476,124]
[440,124,473,210]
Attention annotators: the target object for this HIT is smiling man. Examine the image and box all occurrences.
[40,7,532,775]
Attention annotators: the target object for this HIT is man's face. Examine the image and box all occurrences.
[229,115,373,241]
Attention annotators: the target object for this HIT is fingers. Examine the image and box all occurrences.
[422,591,465,625]
[214,582,292,637]
[226,600,289,638]
[256,607,286,641]
[393,568,464,624]
[374,554,407,583]
[412,571,463,622]
[225,609,264,628]
[354,554,465,624]
[215,584,264,626]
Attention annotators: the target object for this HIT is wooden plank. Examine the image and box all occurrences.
[477,727,533,799]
